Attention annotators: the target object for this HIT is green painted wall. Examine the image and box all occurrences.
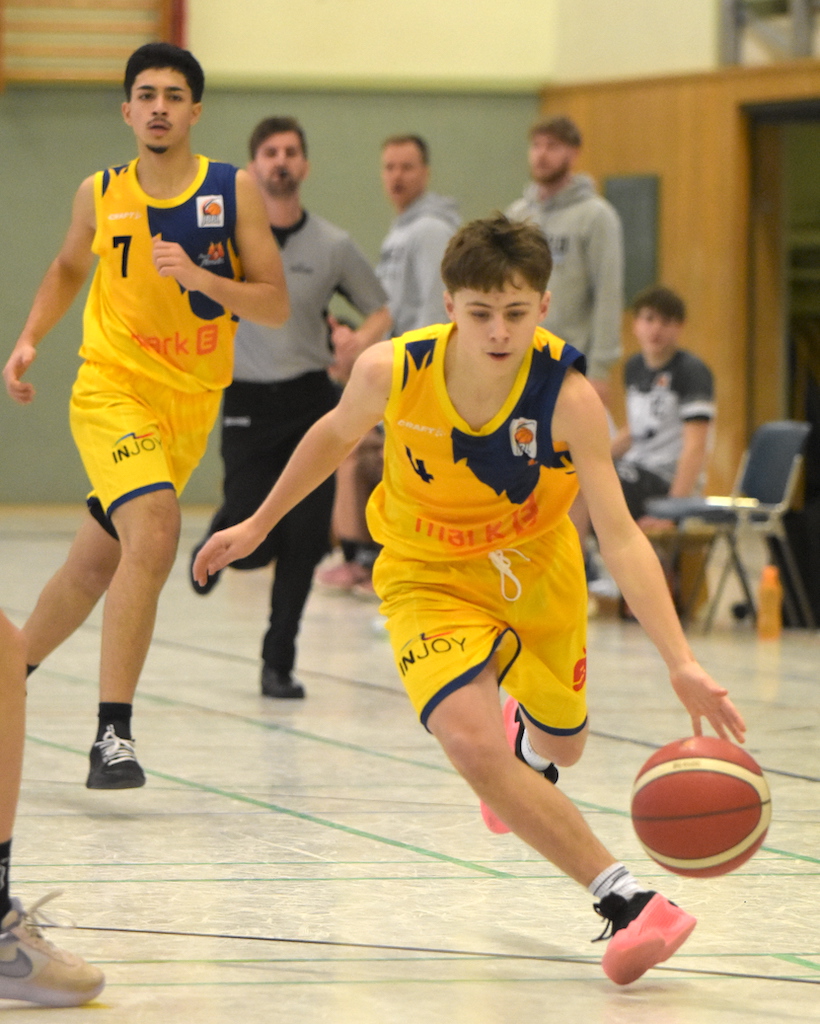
[0,85,538,504]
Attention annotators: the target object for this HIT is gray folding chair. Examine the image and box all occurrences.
[645,420,814,632]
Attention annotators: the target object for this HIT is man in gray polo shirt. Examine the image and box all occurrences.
[190,116,390,699]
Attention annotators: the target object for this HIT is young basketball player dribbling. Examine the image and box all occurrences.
[194,214,746,984]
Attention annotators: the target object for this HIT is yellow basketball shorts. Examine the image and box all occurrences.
[373,516,589,735]
[69,360,221,517]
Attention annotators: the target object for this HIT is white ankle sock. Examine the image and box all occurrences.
[520,729,554,772]
[588,862,644,901]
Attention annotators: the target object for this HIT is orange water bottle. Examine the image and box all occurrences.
[756,564,783,640]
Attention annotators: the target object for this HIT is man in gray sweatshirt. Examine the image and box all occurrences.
[377,135,461,334]
[506,116,623,408]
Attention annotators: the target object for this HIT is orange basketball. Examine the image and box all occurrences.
[630,736,771,878]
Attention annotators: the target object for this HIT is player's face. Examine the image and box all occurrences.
[632,308,682,368]
[251,131,309,198]
[381,143,429,212]
[528,133,577,188]
[122,67,201,154]
[445,279,550,374]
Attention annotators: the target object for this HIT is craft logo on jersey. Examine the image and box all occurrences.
[200,241,225,267]
[510,417,538,459]
[196,195,225,228]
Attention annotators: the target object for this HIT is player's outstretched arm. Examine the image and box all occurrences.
[152,169,289,328]
[3,177,96,404]
[553,369,746,744]
[193,340,394,585]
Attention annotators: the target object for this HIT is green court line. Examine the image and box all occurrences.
[91,956,562,966]
[773,954,820,972]
[759,846,820,866]
[17,870,819,886]
[25,735,513,879]
[28,672,819,867]
[15,875,536,885]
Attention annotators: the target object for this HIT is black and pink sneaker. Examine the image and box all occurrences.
[594,890,697,985]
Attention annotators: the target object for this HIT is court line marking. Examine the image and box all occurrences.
[63,924,820,985]
[25,672,820,866]
[25,735,514,880]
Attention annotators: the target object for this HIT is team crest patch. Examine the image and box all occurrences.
[510,417,537,459]
[196,195,225,227]
[199,241,225,267]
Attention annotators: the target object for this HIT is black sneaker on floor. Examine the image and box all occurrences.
[261,666,305,699]
[86,725,146,789]
[189,539,221,595]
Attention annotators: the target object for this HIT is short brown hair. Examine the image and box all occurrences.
[249,116,307,160]
[441,214,552,294]
[529,115,582,148]
[632,285,686,323]
[381,134,429,165]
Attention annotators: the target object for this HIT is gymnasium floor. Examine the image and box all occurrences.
[1,505,819,1022]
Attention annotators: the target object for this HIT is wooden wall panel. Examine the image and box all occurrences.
[539,61,820,491]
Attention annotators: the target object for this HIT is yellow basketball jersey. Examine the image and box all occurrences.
[366,323,586,561]
[81,155,242,393]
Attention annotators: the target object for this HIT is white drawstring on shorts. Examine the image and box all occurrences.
[488,548,531,602]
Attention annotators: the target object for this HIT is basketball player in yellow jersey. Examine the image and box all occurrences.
[3,44,288,790]
[194,214,745,985]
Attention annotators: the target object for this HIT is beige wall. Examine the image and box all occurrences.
[187,0,720,89]
[187,0,559,90]
[554,0,718,82]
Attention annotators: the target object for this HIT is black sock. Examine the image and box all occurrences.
[0,838,11,922]
[340,539,360,563]
[97,703,133,742]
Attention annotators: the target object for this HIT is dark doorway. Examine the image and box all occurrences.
[746,100,820,623]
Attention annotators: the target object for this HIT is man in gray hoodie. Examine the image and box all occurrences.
[506,116,623,407]
[377,135,461,334]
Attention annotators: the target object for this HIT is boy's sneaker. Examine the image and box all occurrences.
[315,560,371,592]
[86,725,146,789]
[594,890,697,985]
[480,698,559,835]
[0,894,105,1007]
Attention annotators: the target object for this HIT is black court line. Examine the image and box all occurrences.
[2,605,404,698]
[591,729,820,785]
[66,925,820,985]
